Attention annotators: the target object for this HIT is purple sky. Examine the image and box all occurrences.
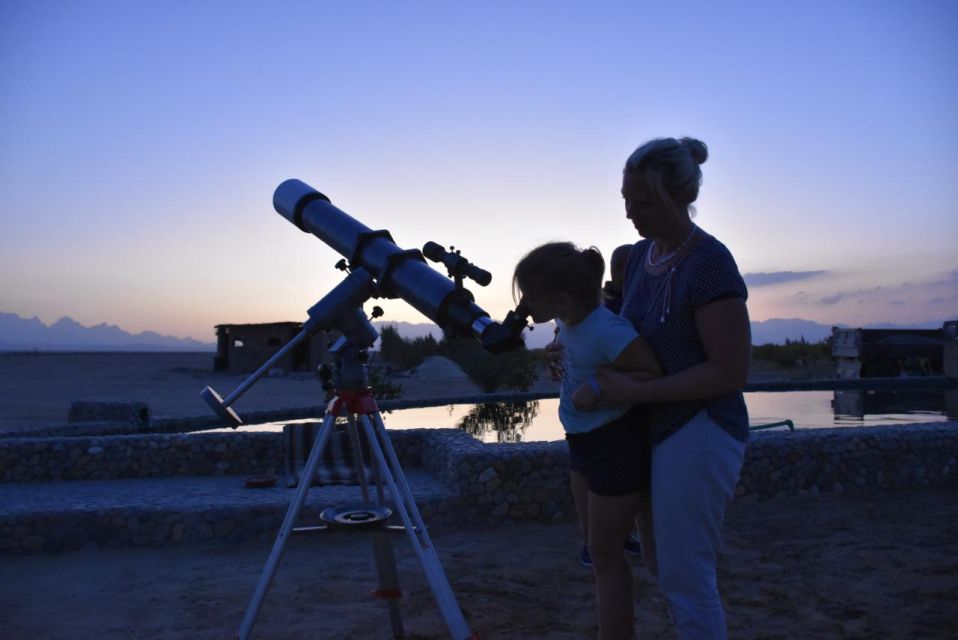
[1,1,956,341]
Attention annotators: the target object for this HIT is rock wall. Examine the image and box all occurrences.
[1,423,955,554]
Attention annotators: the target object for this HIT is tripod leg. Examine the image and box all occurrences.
[370,530,406,638]
[358,414,473,640]
[344,413,371,502]
[349,413,406,638]
[236,412,338,640]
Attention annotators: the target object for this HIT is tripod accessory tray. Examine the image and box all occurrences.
[320,503,392,531]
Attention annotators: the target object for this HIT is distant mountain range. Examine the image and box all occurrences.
[1,311,952,352]
[0,312,215,351]
[749,317,949,344]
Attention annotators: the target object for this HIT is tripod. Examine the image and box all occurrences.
[233,340,476,640]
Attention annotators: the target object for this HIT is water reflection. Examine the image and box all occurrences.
[457,400,540,443]
[209,390,956,441]
[453,390,957,442]
[833,388,958,420]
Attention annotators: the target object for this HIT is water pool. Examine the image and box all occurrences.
[230,389,957,443]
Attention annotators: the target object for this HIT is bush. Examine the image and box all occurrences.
[441,338,539,393]
[752,337,832,368]
[379,325,439,370]
[378,326,540,393]
[368,365,403,401]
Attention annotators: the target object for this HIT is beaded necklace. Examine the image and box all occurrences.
[642,224,701,324]
[646,223,698,268]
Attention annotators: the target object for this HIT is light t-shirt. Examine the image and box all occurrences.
[557,305,639,435]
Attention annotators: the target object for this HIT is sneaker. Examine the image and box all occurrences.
[623,534,643,557]
[579,545,593,567]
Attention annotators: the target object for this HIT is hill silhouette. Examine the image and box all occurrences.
[1,311,950,352]
[0,312,214,351]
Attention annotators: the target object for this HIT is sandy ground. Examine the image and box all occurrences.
[0,352,543,432]
[1,486,955,639]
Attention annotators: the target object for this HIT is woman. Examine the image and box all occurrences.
[596,137,751,640]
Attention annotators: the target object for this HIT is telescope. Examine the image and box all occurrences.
[201,179,529,427]
[204,180,530,640]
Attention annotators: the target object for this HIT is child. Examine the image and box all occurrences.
[513,242,663,639]
[602,244,633,314]
[550,242,647,567]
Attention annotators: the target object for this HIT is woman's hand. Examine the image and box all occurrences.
[594,366,651,405]
[571,377,600,410]
[544,328,564,380]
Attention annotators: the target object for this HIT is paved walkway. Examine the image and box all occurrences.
[0,470,456,518]
[0,468,464,554]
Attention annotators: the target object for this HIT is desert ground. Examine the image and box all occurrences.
[1,486,955,639]
[1,352,956,638]
[0,351,526,432]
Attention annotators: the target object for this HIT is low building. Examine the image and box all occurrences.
[832,323,953,379]
[944,320,958,379]
[213,322,329,374]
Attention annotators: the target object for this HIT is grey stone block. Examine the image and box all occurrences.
[68,401,151,428]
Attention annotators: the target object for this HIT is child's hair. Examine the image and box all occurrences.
[512,242,605,307]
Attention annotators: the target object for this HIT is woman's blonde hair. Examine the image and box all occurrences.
[624,137,708,217]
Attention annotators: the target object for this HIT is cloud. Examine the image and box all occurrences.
[784,290,811,303]
[813,271,958,311]
[929,269,958,287]
[819,293,846,305]
[743,271,827,287]
[927,293,958,305]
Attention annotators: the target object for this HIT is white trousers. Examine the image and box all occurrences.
[651,410,746,640]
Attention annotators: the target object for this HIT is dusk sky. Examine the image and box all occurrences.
[2,1,956,342]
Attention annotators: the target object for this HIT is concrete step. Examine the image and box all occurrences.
[0,470,461,555]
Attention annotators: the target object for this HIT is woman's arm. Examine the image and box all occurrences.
[596,297,751,404]
[571,336,663,410]
[613,335,664,377]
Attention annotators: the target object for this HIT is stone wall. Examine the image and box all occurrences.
[0,430,424,483]
[414,423,957,525]
[2,424,956,497]
[738,422,957,498]
[1,423,955,554]
[0,432,282,482]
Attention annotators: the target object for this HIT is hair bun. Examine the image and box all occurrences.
[583,246,605,275]
[681,137,708,165]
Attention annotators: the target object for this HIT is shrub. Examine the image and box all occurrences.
[379,325,439,370]
[441,338,539,393]
[752,337,832,368]
[368,364,404,401]
[378,326,540,392]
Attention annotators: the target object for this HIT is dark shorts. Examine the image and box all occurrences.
[566,406,651,496]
